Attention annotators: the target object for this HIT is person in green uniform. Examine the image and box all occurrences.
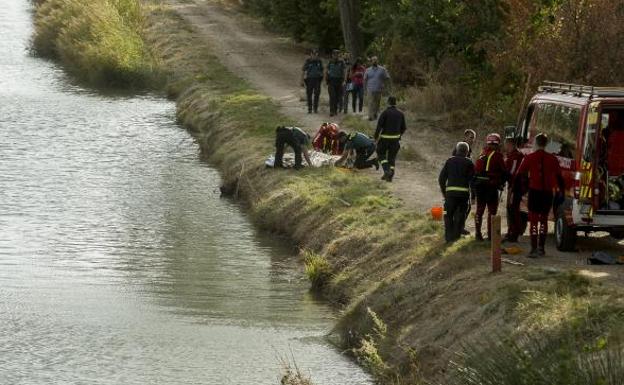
[274,126,313,170]
[335,132,379,169]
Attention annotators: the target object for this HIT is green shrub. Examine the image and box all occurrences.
[303,251,332,290]
[33,0,156,87]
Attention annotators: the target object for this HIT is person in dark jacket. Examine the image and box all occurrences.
[375,96,406,182]
[274,126,313,170]
[474,133,508,241]
[326,50,346,117]
[301,49,324,114]
[336,132,379,169]
[452,129,477,158]
[439,142,475,243]
[503,137,525,243]
[516,133,565,257]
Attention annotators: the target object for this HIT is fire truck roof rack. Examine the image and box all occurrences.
[539,81,624,98]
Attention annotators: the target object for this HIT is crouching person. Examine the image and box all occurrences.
[439,142,475,243]
[274,126,313,169]
[335,132,379,169]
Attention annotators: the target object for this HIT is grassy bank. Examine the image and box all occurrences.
[32,0,158,88]
[34,0,624,383]
[141,3,624,384]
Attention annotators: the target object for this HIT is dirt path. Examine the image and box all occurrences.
[167,0,442,212]
[166,0,624,282]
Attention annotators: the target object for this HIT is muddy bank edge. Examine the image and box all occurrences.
[37,1,624,383]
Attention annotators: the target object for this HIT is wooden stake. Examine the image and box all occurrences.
[491,215,502,273]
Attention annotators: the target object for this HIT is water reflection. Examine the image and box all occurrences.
[0,1,371,384]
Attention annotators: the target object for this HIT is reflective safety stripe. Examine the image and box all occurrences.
[380,160,389,164]
[446,186,469,192]
[476,176,489,180]
[380,134,401,139]
[485,151,495,172]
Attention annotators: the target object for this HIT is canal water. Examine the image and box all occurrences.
[0,2,371,384]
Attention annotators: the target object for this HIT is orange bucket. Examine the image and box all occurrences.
[431,206,444,221]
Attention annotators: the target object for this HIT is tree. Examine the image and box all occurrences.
[337,0,364,58]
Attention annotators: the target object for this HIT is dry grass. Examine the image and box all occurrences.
[32,0,158,88]
[140,3,624,384]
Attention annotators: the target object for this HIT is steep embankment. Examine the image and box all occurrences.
[140,2,624,384]
[32,0,624,383]
[32,0,157,88]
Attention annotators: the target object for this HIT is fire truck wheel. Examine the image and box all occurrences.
[555,209,577,252]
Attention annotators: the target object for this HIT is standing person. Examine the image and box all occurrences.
[503,137,525,243]
[439,142,475,243]
[326,50,346,117]
[342,52,352,114]
[516,133,565,258]
[336,132,379,169]
[473,133,507,241]
[363,56,391,121]
[312,122,342,155]
[375,96,406,182]
[350,58,366,114]
[274,126,313,170]
[452,128,478,235]
[301,50,324,114]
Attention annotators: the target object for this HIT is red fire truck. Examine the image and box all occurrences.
[512,82,624,251]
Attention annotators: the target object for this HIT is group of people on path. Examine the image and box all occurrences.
[301,49,390,120]
[439,131,565,258]
[273,96,406,182]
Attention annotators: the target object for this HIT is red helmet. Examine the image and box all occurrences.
[486,133,501,145]
[322,123,339,138]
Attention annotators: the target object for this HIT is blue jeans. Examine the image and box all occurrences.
[351,84,364,112]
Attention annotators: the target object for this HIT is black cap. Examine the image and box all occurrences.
[387,96,397,106]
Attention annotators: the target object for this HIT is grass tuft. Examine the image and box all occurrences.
[32,0,157,88]
[303,251,332,290]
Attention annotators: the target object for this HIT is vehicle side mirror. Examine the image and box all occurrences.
[504,125,517,139]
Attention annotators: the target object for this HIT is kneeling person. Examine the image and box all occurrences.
[336,132,379,169]
[439,142,475,243]
[274,126,313,169]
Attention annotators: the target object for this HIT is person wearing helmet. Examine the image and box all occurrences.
[516,133,565,257]
[439,142,475,243]
[335,132,379,170]
[312,123,343,155]
[274,126,313,170]
[375,96,407,182]
[473,133,508,241]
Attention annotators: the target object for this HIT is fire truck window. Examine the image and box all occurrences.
[534,103,579,158]
[583,110,599,163]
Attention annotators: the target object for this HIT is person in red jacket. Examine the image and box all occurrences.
[312,123,342,155]
[474,133,507,241]
[516,133,565,257]
[504,137,525,243]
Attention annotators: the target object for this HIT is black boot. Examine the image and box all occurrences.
[538,234,546,256]
[528,235,539,258]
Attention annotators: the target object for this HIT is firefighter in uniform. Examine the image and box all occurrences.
[516,133,565,257]
[274,126,313,170]
[375,96,406,182]
[336,132,380,169]
[439,142,475,243]
[504,137,525,243]
[312,123,342,155]
[474,133,507,241]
